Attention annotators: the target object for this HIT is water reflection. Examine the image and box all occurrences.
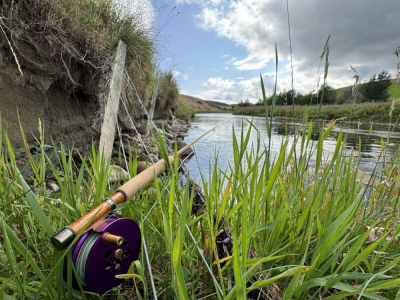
[184,113,400,182]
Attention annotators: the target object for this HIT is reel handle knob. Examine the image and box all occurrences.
[102,233,124,246]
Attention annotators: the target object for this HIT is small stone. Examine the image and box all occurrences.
[148,154,158,162]
[46,179,60,192]
[109,165,129,183]
[175,139,194,158]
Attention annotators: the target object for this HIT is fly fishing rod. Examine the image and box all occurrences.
[51,118,230,294]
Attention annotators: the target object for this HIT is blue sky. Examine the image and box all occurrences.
[156,0,399,104]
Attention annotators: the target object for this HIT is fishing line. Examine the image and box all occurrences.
[75,231,100,286]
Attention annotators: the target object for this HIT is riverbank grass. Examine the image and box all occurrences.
[0,111,400,299]
[234,100,400,123]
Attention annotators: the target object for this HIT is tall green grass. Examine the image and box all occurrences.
[1,107,400,299]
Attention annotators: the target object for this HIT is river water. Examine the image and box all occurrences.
[184,113,400,182]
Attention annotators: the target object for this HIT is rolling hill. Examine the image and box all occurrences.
[336,79,400,99]
[175,94,234,121]
[179,94,234,112]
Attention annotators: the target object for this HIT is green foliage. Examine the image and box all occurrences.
[318,84,337,104]
[359,71,392,102]
[237,99,253,107]
[251,72,397,109]
[262,84,337,107]
[297,92,313,105]
[175,103,195,121]
[339,86,353,104]
[390,81,400,99]
[157,71,179,111]
[235,100,400,122]
[275,90,297,105]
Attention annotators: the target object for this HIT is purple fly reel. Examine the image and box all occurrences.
[68,216,141,294]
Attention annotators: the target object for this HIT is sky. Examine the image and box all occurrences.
[154,0,399,104]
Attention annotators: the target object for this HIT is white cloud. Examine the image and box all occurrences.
[189,0,398,93]
[176,0,199,4]
[233,54,270,71]
[225,67,229,70]
[198,74,276,103]
[203,77,236,89]
[221,54,229,57]
[172,70,181,77]
[187,66,194,71]
[182,73,190,80]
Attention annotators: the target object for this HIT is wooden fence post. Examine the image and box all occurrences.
[99,40,127,161]
[146,76,159,135]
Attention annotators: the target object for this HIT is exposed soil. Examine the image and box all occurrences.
[0,35,99,151]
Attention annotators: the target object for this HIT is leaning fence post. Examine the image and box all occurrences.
[146,75,159,136]
[99,40,127,161]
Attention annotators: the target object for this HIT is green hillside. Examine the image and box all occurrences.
[175,94,234,121]
[336,79,400,99]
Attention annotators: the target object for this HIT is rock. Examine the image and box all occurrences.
[178,161,187,174]
[134,120,148,135]
[170,119,190,134]
[121,133,135,143]
[46,179,60,192]
[148,147,159,155]
[167,140,174,150]
[164,132,174,140]
[164,124,172,133]
[215,227,233,267]
[175,139,194,158]
[30,144,53,155]
[148,154,158,163]
[109,165,129,183]
[189,179,205,214]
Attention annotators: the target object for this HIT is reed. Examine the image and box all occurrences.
[0,104,399,300]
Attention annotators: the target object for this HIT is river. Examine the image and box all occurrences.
[184,113,400,182]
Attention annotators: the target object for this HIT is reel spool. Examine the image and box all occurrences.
[66,216,141,294]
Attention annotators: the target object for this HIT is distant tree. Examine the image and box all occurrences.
[339,86,365,104]
[338,87,352,104]
[275,89,296,105]
[255,98,263,105]
[237,99,252,107]
[297,92,313,105]
[317,84,337,104]
[359,71,391,102]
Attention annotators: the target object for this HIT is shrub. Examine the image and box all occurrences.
[175,103,194,121]
[157,71,179,111]
[359,71,392,102]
